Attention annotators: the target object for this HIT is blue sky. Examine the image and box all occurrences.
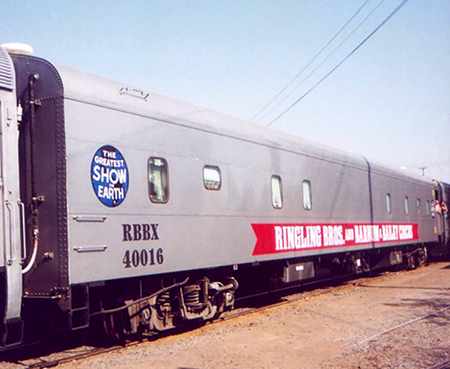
[2,0,449,182]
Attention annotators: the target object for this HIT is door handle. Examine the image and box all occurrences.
[5,200,15,265]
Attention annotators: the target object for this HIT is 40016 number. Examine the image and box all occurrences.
[123,248,164,268]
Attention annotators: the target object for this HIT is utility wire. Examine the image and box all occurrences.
[267,0,410,127]
[257,0,386,123]
[251,0,371,122]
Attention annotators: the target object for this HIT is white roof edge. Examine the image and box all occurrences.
[1,43,33,56]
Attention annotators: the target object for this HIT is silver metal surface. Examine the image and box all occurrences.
[283,261,315,283]
[45,62,438,284]
[0,46,23,326]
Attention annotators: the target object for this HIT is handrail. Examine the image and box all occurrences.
[5,199,15,265]
[17,200,26,262]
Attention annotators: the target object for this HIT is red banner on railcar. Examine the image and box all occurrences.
[251,223,419,256]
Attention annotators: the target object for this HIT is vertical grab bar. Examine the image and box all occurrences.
[5,200,15,265]
[18,200,26,262]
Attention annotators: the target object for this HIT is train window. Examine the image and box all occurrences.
[404,196,410,215]
[271,176,283,209]
[203,166,221,190]
[426,200,430,216]
[432,189,439,201]
[302,180,312,210]
[416,198,421,209]
[148,157,169,203]
[386,194,392,214]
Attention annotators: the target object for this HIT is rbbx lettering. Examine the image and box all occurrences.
[123,223,159,241]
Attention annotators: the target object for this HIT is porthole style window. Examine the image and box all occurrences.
[302,180,312,210]
[148,157,169,203]
[404,196,410,215]
[426,200,430,216]
[203,166,221,190]
[271,176,283,209]
[386,193,392,214]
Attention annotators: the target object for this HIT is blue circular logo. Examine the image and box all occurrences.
[91,145,129,207]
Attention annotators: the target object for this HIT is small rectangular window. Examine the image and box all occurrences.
[203,166,221,190]
[386,193,392,214]
[302,180,312,210]
[416,198,421,209]
[404,196,410,215]
[271,176,283,209]
[148,157,169,203]
[426,200,430,216]
[433,189,439,201]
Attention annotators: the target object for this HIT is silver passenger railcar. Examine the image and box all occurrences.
[0,44,449,348]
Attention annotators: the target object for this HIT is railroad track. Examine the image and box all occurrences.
[2,264,444,369]
[428,357,450,369]
[26,344,139,369]
[4,273,362,368]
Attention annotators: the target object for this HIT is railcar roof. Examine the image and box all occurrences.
[54,61,431,187]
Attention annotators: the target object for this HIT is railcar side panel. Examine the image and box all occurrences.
[64,95,377,283]
[0,47,24,346]
[371,168,437,244]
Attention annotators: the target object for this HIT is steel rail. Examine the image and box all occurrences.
[26,341,143,369]
[359,305,450,345]
[428,358,450,369]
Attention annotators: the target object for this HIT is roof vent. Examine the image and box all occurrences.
[1,43,33,56]
[0,47,13,90]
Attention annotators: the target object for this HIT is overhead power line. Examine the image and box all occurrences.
[257,0,386,124]
[251,0,371,122]
[267,0,411,127]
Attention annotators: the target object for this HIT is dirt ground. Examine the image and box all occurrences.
[4,262,450,368]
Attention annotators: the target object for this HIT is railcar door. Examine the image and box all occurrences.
[440,184,450,246]
[432,183,448,246]
[0,46,24,347]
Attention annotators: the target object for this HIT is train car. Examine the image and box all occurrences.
[0,43,448,349]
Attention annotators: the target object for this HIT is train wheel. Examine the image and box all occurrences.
[103,311,127,345]
[416,247,428,267]
[406,253,416,270]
